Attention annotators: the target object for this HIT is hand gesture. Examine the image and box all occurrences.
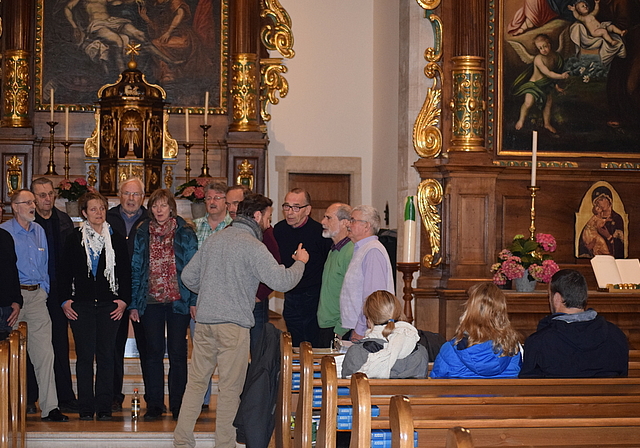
[292,243,309,264]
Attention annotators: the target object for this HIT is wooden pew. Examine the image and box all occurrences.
[11,324,27,448]
[444,427,474,448]
[0,340,9,448]
[347,371,640,448]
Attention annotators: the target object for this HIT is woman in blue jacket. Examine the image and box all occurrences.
[129,189,198,420]
[430,282,522,378]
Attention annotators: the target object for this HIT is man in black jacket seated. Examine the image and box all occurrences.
[520,269,628,378]
[106,177,149,410]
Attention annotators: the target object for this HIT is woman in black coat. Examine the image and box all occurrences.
[60,192,131,421]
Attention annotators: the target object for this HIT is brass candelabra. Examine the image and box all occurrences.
[183,143,193,182]
[62,141,72,179]
[199,125,212,178]
[45,121,59,175]
[528,185,540,239]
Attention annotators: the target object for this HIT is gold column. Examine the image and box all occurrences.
[229,53,260,132]
[2,50,31,127]
[449,56,485,152]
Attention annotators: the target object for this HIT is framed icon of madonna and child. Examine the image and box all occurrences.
[35,0,228,113]
[490,0,640,156]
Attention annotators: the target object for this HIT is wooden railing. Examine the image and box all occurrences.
[0,322,27,448]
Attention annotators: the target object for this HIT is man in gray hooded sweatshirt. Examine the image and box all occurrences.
[174,193,308,448]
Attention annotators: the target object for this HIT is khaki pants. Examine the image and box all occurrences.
[15,288,58,415]
[174,322,250,448]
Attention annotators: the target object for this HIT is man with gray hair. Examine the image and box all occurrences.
[193,182,232,247]
[340,205,395,341]
[107,176,149,411]
[317,203,354,347]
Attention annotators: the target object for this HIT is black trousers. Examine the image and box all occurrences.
[112,309,148,405]
[70,301,120,414]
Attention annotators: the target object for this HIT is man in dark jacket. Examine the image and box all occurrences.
[0,216,22,341]
[520,269,629,378]
[106,176,149,410]
[32,177,78,412]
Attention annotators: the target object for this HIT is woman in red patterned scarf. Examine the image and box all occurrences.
[129,189,198,421]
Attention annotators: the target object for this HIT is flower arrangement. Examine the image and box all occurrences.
[174,178,209,203]
[56,178,95,202]
[491,233,560,285]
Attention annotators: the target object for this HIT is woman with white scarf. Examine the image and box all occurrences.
[341,290,428,379]
[61,192,131,421]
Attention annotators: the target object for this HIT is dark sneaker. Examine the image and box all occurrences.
[41,408,69,422]
[97,412,112,421]
[79,413,94,421]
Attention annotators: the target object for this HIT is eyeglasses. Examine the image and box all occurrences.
[205,195,226,202]
[349,218,368,225]
[282,204,309,212]
[15,200,35,206]
[122,192,143,198]
[36,192,55,199]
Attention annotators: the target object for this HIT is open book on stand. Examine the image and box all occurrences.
[590,255,640,292]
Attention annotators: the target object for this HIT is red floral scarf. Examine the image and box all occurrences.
[148,218,181,303]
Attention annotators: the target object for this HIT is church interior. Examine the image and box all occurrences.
[2,0,640,446]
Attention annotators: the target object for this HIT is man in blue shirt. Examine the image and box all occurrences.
[1,189,68,422]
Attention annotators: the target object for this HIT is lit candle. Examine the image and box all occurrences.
[185,109,190,143]
[531,131,538,187]
[65,107,69,141]
[402,196,417,262]
[50,89,55,122]
[204,91,209,125]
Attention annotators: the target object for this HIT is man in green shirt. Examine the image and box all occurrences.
[317,203,354,348]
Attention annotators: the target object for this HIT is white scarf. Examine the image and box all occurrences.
[80,221,118,294]
[357,321,419,379]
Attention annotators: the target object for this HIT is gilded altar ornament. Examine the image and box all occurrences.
[413,8,443,159]
[87,164,98,188]
[163,112,178,159]
[6,156,23,196]
[164,166,173,189]
[415,0,441,10]
[230,54,259,132]
[261,0,295,59]
[260,59,289,122]
[236,159,255,191]
[3,50,30,127]
[417,178,443,268]
[450,56,485,151]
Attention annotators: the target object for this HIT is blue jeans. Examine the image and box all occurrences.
[282,288,321,347]
[140,304,190,414]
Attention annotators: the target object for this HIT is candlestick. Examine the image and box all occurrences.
[64,107,70,141]
[396,262,420,324]
[45,121,58,175]
[62,141,72,179]
[531,131,538,187]
[402,196,417,262]
[50,89,55,122]
[528,185,540,240]
[185,109,190,143]
[200,124,212,177]
[204,91,209,125]
[183,143,193,182]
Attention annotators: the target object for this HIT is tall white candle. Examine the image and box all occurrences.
[185,109,190,143]
[402,196,417,262]
[64,107,69,141]
[204,91,209,125]
[50,89,55,122]
[531,131,538,187]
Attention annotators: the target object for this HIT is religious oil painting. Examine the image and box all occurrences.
[491,0,640,156]
[35,0,228,113]
[575,181,628,259]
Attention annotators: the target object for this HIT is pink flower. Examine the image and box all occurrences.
[74,177,87,186]
[536,233,557,252]
[182,186,195,197]
[528,259,560,283]
[501,257,525,280]
[193,187,205,199]
[498,249,512,261]
[493,272,507,286]
[59,180,71,190]
[196,178,210,187]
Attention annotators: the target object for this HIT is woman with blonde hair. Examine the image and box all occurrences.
[341,290,428,379]
[430,282,522,378]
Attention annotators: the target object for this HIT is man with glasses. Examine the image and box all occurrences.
[31,178,78,413]
[107,177,149,411]
[193,182,232,247]
[340,205,394,342]
[1,190,68,421]
[273,188,331,346]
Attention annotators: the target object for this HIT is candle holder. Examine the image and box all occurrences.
[62,141,72,179]
[183,143,193,182]
[396,262,420,324]
[45,121,59,175]
[199,124,212,178]
[528,185,540,239]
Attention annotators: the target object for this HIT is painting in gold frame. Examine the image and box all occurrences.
[34,0,228,114]
[489,0,640,157]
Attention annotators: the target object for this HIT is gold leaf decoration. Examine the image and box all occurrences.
[417,178,443,268]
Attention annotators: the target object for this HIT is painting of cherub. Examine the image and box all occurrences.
[497,0,640,155]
